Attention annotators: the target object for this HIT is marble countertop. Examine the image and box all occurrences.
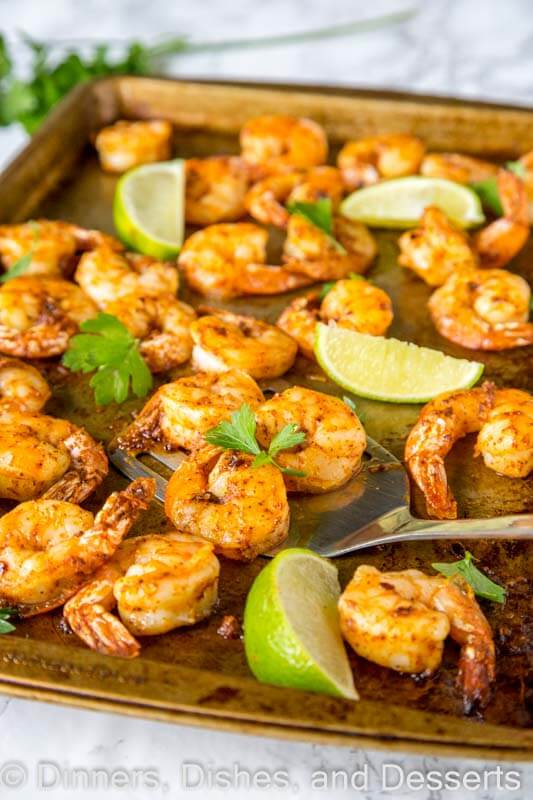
[0,1,532,798]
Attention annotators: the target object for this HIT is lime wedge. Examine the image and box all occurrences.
[244,549,357,700]
[113,159,185,259]
[315,324,484,403]
[340,176,485,229]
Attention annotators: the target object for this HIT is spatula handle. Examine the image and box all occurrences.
[399,513,533,540]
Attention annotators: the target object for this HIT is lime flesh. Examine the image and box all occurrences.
[340,176,485,229]
[315,324,484,403]
[244,549,357,700]
[113,159,185,259]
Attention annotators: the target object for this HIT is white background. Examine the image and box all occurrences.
[0,1,532,798]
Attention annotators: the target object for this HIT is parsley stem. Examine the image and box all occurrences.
[145,10,417,59]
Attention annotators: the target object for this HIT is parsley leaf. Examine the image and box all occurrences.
[0,607,17,634]
[62,312,153,406]
[205,403,307,477]
[287,198,347,254]
[432,551,506,604]
[0,252,32,283]
[470,160,525,216]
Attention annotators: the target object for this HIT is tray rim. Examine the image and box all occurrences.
[0,75,531,759]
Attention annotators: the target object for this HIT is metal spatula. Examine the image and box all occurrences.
[109,436,533,557]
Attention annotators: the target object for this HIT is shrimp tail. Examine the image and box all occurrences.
[458,637,496,713]
[68,602,141,658]
[41,433,108,503]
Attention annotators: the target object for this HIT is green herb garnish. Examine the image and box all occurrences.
[0,252,32,283]
[205,403,307,477]
[287,198,347,254]
[432,550,506,604]
[0,608,17,634]
[0,12,415,134]
[470,160,525,216]
[62,312,152,406]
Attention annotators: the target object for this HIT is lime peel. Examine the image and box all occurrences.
[244,549,357,700]
[340,176,485,230]
[315,324,484,403]
[113,159,185,259]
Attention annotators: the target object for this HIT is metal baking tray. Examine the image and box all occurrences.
[0,76,531,759]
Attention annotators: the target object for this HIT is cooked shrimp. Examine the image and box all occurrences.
[428,268,533,351]
[283,213,377,281]
[473,170,529,268]
[0,477,154,616]
[185,156,249,225]
[117,370,264,453]
[398,207,479,286]
[104,292,196,373]
[245,167,345,228]
[277,278,393,359]
[0,220,122,279]
[75,247,179,309]
[240,115,327,177]
[165,447,289,561]
[178,223,312,300]
[0,357,50,412]
[420,153,498,184]
[277,293,321,360]
[320,277,393,336]
[405,383,496,519]
[255,386,366,493]
[0,276,97,358]
[64,532,219,658]
[337,134,425,189]
[94,120,173,173]
[191,309,297,379]
[475,389,533,478]
[0,409,108,503]
[338,564,495,711]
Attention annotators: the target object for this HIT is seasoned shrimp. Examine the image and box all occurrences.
[245,167,345,228]
[277,293,321,360]
[64,532,220,658]
[0,409,108,503]
[0,357,50,412]
[337,134,425,189]
[473,170,529,268]
[117,370,264,453]
[0,276,97,358]
[0,477,154,616]
[320,278,393,336]
[277,278,393,359]
[185,156,250,225]
[75,247,179,309]
[475,389,533,478]
[420,153,498,184]
[165,447,290,561]
[255,386,366,493]
[405,383,533,519]
[405,383,496,519]
[104,292,196,372]
[191,309,297,379]
[94,120,173,173]
[338,565,495,711]
[0,220,122,278]
[398,207,479,286]
[428,268,533,351]
[178,223,312,300]
[240,115,327,177]
[283,213,377,281]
